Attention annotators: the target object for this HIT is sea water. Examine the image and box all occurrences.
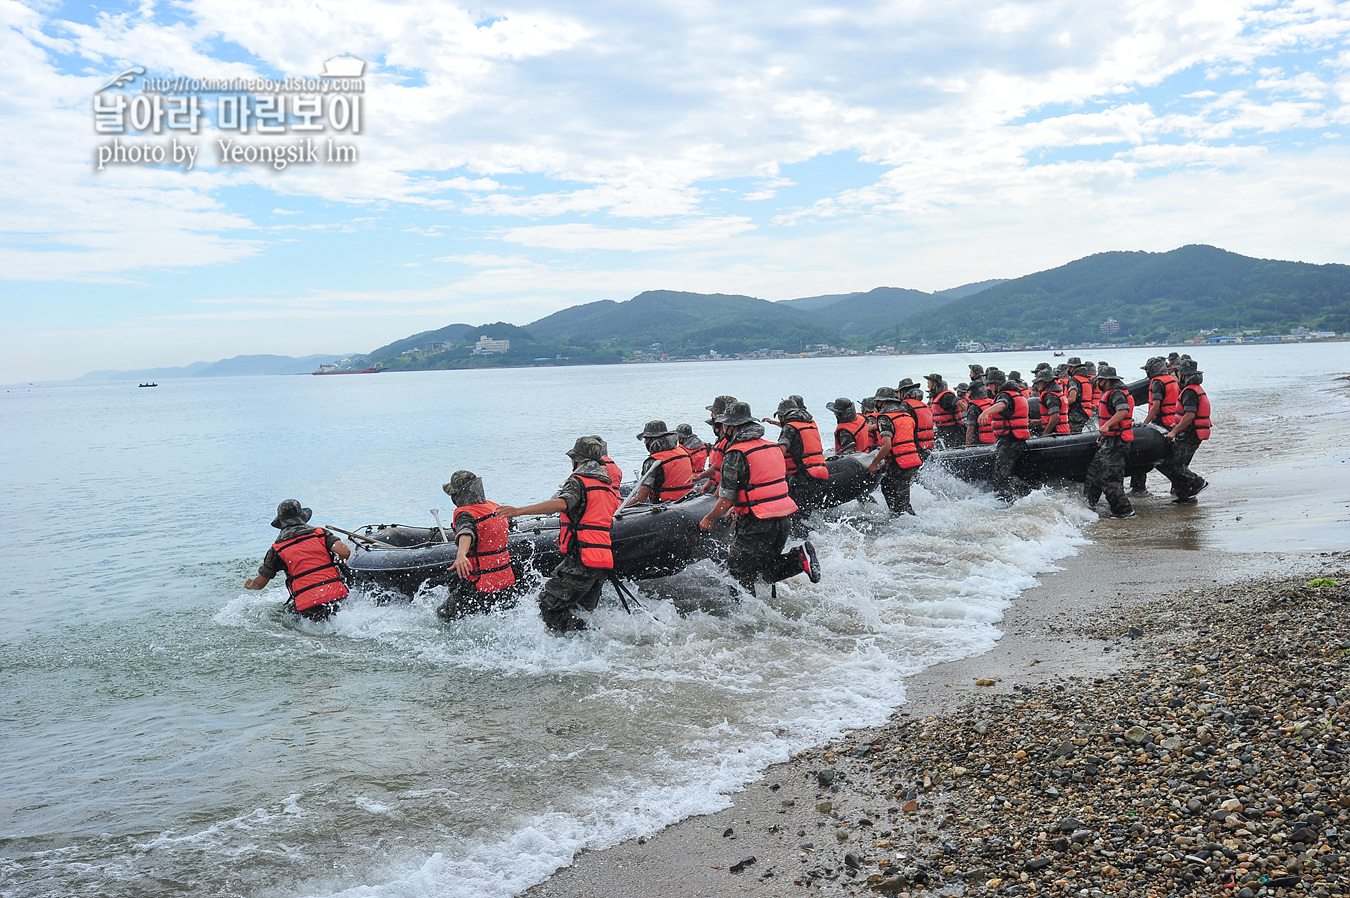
[1,344,1346,897]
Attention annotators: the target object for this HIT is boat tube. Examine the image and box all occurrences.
[344,451,879,597]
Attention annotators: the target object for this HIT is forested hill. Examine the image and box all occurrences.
[891,245,1350,347]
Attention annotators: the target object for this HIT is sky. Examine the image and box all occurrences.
[2,0,1349,381]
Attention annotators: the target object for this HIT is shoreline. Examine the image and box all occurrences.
[525,537,1348,898]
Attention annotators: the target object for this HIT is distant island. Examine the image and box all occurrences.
[80,245,1347,380]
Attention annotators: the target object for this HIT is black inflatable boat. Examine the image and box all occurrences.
[343,451,880,596]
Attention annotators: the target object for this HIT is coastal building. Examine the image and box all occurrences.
[471,336,510,355]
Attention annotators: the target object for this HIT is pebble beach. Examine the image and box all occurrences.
[530,543,1349,898]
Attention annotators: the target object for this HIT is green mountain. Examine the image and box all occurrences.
[776,286,943,338]
[375,322,621,370]
[365,323,479,364]
[525,289,845,355]
[892,245,1350,346]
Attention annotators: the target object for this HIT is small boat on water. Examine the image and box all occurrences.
[138,382,158,388]
[342,378,1167,600]
[313,365,380,375]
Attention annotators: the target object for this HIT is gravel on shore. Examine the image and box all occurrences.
[771,572,1349,898]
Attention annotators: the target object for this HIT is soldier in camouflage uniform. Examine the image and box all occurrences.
[496,436,619,632]
[1084,366,1136,518]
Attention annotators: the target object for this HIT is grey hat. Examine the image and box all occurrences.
[675,423,694,436]
[873,385,901,403]
[860,396,878,413]
[1143,356,1168,376]
[775,398,799,418]
[956,382,969,392]
[968,364,985,376]
[443,470,485,505]
[1167,352,1181,361]
[637,419,675,440]
[895,377,920,393]
[271,499,312,529]
[925,373,945,384]
[716,400,755,427]
[1177,357,1199,375]
[825,397,856,415]
[1007,371,1022,381]
[586,434,609,455]
[1035,370,1059,386]
[705,395,737,413]
[1082,361,1097,376]
[1033,362,1051,372]
[1065,356,1083,367]
[566,436,606,463]
[1095,365,1124,383]
[789,394,805,409]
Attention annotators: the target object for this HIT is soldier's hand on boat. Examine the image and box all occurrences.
[699,516,714,531]
[495,505,520,519]
[451,555,472,579]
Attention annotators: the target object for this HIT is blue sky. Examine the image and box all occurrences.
[2,0,1348,380]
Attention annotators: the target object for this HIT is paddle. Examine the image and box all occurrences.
[614,456,665,515]
[325,525,398,549]
[430,507,450,543]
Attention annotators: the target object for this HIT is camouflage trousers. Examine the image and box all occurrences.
[1084,436,1133,516]
[879,464,918,516]
[1157,433,1206,498]
[993,436,1028,501]
[728,516,804,594]
[539,555,606,632]
[1068,410,1091,434]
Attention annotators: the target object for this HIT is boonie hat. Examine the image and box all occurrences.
[271,499,312,529]
[443,470,485,505]
[826,397,856,415]
[716,401,755,427]
[637,420,675,440]
[566,436,606,463]
[1095,365,1124,383]
[895,377,920,393]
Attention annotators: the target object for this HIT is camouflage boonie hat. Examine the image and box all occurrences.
[675,423,694,436]
[271,499,312,529]
[1096,365,1124,383]
[1065,356,1083,368]
[895,377,920,393]
[860,396,878,413]
[566,436,606,463]
[873,386,901,403]
[716,401,755,427]
[1143,356,1167,376]
[636,419,675,440]
[443,470,485,504]
[775,398,799,418]
[825,397,855,415]
[705,395,737,413]
[1035,369,1059,385]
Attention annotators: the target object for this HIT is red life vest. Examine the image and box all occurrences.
[454,502,516,593]
[1182,384,1211,440]
[968,396,995,443]
[272,527,348,611]
[558,473,619,569]
[904,398,936,449]
[730,439,799,519]
[708,436,729,488]
[1038,391,1069,435]
[783,420,830,479]
[1151,374,1181,428]
[602,455,623,493]
[929,390,959,428]
[647,446,694,501]
[1096,389,1135,441]
[881,408,922,468]
[834,416,871,453]
[1071,374,1095,416]
[686,443,708,472]
[992,391,1030,440]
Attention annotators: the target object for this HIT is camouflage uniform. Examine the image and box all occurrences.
[1084,385,1134,517]
[540,441,616,632]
